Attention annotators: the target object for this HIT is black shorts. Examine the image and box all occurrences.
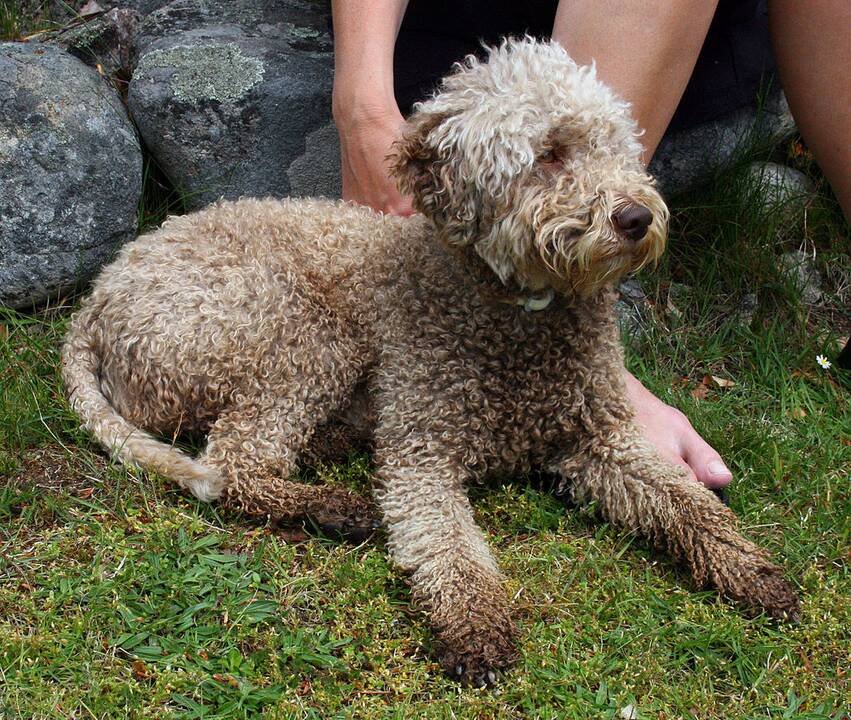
[393,0,777,133]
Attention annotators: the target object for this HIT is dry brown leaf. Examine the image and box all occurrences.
[789,407,807,419]
[690,384,710,400]
[710,375,736,388]
[131,660,152,680]
[212,673,240,687]
[791,140,813,161]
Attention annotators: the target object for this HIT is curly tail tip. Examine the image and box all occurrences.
[61,322,225,502]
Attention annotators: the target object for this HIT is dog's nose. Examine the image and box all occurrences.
[613,204,653,241]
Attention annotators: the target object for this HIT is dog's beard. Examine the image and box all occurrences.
[475,184,668,297]
[540,197,667,295]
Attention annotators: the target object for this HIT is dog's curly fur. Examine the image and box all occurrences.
[62,39,799,685]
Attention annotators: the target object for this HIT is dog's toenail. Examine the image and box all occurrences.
[455,664,464,677]
[613,204,653,241]
[487,670,497,684]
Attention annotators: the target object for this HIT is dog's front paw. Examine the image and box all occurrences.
[703,540,801,622]
[720,559,801,623]
[434,608,518,687]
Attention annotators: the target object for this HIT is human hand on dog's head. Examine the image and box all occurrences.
[390,37,670,297]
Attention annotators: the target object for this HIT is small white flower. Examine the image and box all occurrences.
[816,354,832,369]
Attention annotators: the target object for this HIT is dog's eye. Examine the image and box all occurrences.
[537,148,563,168]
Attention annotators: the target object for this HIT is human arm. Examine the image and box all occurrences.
[331,0,414,215]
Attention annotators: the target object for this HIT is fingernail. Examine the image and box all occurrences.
[708,461,732,478]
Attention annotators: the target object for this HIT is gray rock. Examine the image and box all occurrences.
[745,161,815,222]
[615,300,644,341]
[127,0,338,208]
[650,91,796,197]
[616,277,647,340]
[0,43,142,308]
[287,121,341,198]
[618,277,646,304]
[57,7,141,80]
[113,0,172,14]
[778,249,823,304]
[733,292,759,327]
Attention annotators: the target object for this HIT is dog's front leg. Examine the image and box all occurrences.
[374,444,517,685]
[551,423,800,621]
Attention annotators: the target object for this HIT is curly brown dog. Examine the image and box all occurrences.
[62,38,799,686]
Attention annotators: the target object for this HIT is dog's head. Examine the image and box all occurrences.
[391,37,668,296]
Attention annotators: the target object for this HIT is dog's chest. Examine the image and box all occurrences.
[379,295,617,472]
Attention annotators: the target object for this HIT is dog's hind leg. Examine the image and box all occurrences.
[553,423,800,621]
[197,355,378,540]
[374,437,517,686]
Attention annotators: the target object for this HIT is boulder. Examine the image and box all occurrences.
[616,278,648,340]
[650,91,796,197]
[113,0,172,14]
[732,292,759,328]
[127,0,338,209]
[0,43,142,309]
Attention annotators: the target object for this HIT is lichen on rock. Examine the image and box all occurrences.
[134,42,265,104]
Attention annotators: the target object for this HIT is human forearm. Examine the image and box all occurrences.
[331,0,410,122]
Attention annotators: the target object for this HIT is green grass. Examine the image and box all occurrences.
[1,135,849,718]
[0,1,81,41]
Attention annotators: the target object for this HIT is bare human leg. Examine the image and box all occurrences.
[768,0,851,221]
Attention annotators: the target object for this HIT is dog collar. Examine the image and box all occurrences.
[514,288,555,312]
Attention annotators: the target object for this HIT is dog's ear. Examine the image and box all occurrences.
[389,110,479,246]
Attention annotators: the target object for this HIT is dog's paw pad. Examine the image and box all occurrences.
[446,661,504,688]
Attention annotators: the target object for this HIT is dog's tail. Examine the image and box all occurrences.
[60,311,224,502]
